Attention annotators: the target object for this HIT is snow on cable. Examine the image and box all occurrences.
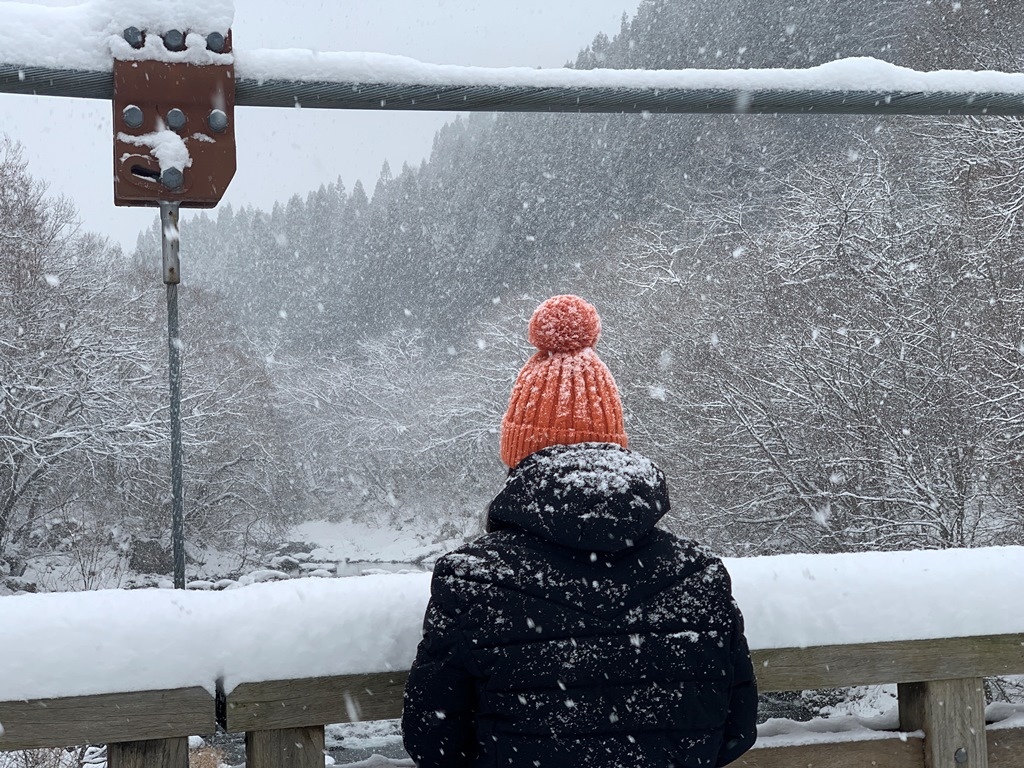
[3,2,1024,97]
[233,51,1024,96]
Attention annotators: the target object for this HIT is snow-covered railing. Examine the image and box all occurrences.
[1,548,1023,766]
[3,1,1024,115]
[1,637,1021,767]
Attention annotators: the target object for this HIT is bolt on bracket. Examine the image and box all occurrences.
[113,27,237,208]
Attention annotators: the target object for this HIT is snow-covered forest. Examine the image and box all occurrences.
[3,0,1024,594]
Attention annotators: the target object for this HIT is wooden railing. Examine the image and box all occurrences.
[1,634,1022,767]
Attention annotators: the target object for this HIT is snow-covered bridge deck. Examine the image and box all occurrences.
[1,547,1022,766]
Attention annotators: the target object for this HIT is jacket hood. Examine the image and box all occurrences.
[487,442,670,552]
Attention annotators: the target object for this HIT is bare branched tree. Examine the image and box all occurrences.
[607,131,1024,554]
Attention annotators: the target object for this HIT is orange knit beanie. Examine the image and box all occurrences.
[499,295,628,468]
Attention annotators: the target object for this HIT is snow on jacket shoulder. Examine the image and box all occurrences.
[402,443,757,768]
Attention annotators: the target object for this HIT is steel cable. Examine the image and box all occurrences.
[4,64,1024,115]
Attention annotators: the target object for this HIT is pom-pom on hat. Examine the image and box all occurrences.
[500,295,628,468]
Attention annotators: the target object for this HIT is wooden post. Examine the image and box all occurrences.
[899,678,989,768]
[107,737,189,768]
[246,726,326,768]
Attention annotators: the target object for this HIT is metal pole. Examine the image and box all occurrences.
[161,201,186,589]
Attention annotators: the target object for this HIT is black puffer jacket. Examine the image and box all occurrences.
[403,443,757,768]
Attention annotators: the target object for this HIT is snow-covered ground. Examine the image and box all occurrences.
[187,517,463,586]
[1,545,1022,702]
[5,517,462,594]
[288,518,467,567]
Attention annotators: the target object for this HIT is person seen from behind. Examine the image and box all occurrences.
[403,294,758,767]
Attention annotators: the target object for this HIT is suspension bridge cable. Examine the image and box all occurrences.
[4,63,1024,115]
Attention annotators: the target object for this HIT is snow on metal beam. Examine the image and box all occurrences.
[4,60,1024,116]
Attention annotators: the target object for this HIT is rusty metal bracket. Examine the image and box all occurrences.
[109,23,239,588]
[112,29,237,208]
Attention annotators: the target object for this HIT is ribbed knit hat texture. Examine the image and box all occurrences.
[500,295,628,468]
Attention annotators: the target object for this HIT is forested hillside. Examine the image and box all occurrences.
[142,0,1022,349]
[4,0,1023,590]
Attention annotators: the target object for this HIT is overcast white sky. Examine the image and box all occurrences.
[2,1,641,251]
